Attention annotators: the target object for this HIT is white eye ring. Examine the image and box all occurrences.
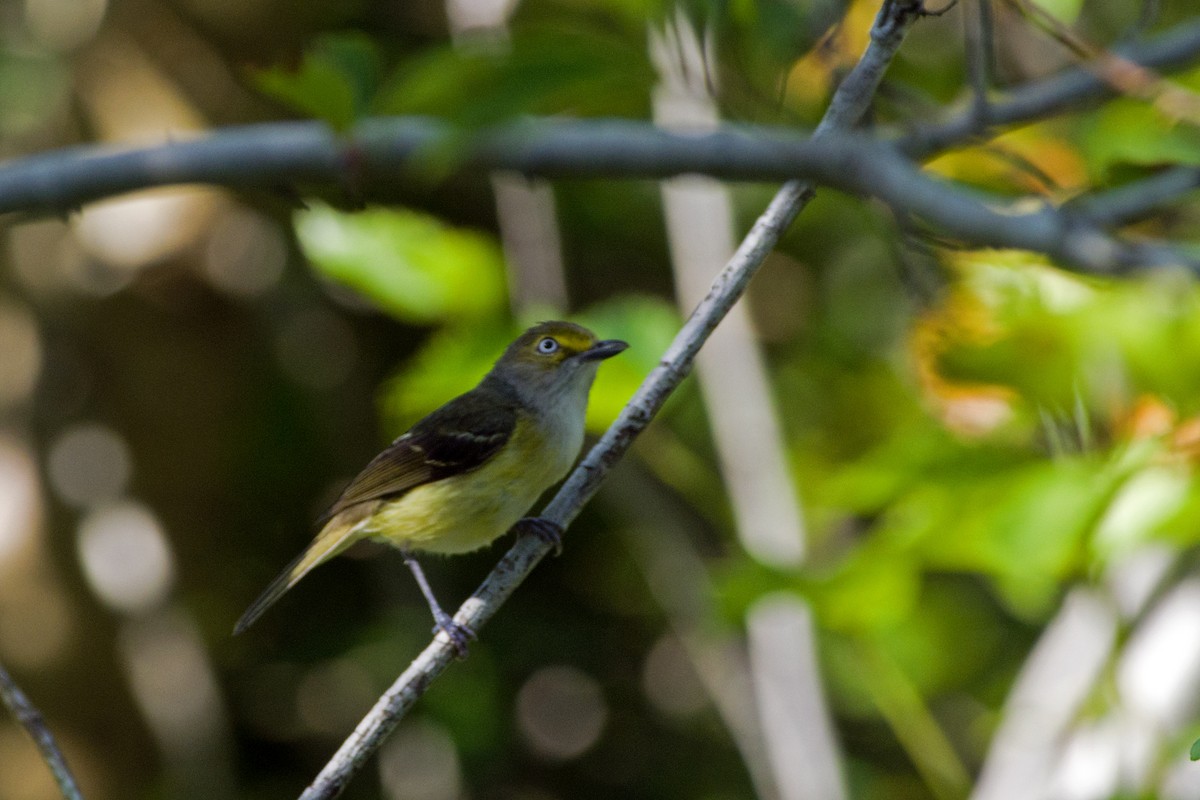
[536,337,559,354]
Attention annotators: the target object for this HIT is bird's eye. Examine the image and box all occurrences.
[536,337,559,355]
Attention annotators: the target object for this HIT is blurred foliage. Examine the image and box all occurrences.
[5,1,1200,800]
[0,47,70,137]
[295,202,507,322]
[254,33,383,129]
[1037,0,1086,25]
[375,26,655,124]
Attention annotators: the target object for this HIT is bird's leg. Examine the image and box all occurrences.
[512,517,564,556]
[401,550,475,658]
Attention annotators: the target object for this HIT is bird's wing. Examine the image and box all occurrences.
[321,388,518,520]
[234,388,519,635]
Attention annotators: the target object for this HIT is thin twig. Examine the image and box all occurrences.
[1003,0,1200,126]
[1064,165,1200,227]
[0,662,84,800]
[963,0,995,124]
[897,16,1200,155]
[297,2,927,798]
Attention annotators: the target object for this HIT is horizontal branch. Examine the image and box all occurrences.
[0,118,1193,272]
[0,17,1196,220]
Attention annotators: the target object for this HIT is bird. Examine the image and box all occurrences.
[234,321,628,654]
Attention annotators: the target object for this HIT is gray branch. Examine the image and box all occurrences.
[1,25,1199,273]
[0,121,1191,272]
[0,662,84,800]
[1064,165,1200,227]
[297,1,925,798]
[0,17,1197,220]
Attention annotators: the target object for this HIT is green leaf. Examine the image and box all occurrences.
[1191,737,1200,761]
[295,203,506,323]
[253,32,381,129]
[0,48,69,137]
[375,26,652,127]
[1093,464,1189,558]
[937,256,1200,415]
[379,321,517,435]
[816,552,922,632]
[1079,97,1200,178]
[1034,0,1085,25]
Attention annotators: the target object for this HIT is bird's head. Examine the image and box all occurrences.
[491,321,628,406]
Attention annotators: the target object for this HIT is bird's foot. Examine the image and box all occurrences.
[431,611,476,660]
[514,516,564,556]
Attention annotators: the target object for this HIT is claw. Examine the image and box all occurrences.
[403,550,475,658]
[514,517,564,556]
[432,613,476,659]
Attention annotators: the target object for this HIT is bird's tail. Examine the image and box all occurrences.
[233,519,362,635]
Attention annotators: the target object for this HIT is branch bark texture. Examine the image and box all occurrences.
[3,122,1192,272]
[297,1,925,798]
[0,663,84,800]
[4,19,1200,274]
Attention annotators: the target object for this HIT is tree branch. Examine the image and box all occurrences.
[0,121,1191,272]
[297,1,927,798]
[0,19,1196,218]
[0,662,84,800]
[1064,166,1200,227]
[962,0,996,125]
[1,24,1198,274]
[897,16,1200,156]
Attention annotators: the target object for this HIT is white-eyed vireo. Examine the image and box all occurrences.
[234,321,627,652]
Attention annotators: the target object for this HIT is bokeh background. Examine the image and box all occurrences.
[3,0,1200,799]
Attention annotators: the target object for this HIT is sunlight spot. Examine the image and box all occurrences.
[1117,579,1200,727]
[379,720,462,800]
[77,501,174,612]
[24,0,108,51]
[117,607,233,793]
[0,582,71,669]
[1107,546,1173,620]
[642,634,706,718]
[516,665,607,760]
[204,206,287,298]
[1048,718,1121,800]
[0,438,40,566]
[0,301,42,410]
[47,423,131,508]
[72,188,216,273]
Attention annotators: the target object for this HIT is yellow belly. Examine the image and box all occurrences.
[362,414,580,555]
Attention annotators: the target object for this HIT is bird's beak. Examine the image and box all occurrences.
[580,339,629,361]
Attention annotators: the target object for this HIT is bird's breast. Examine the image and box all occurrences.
[366,412,584,555]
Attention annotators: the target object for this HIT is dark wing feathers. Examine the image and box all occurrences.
[321,388,517,520]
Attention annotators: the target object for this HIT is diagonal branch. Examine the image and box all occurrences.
[0,662,84,800]
[297,1,927,798]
